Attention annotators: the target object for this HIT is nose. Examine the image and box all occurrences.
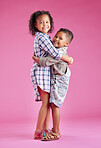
[55,37,59,41]
[43,22,46,26]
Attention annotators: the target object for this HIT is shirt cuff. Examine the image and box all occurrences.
[39,57,46,66]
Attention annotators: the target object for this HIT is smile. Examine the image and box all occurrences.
[53,41,58,44]
[42,27,48,30]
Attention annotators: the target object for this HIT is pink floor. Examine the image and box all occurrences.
[0,117,101,148]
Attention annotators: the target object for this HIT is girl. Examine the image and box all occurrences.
[29,10,73,140]
[32,28,74,141]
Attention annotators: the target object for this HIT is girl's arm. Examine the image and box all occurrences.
[39,34,73,63]
[39,35,64,60]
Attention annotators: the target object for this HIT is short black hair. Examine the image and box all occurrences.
[58,28,74,43]
[29,10,54,36]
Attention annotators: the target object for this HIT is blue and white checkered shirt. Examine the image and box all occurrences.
[31,32,63,101]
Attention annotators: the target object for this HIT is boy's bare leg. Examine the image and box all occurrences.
[51,103,60,133]
[35,87,49,133]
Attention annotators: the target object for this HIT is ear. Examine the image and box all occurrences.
[34,22,37,28]
[64,42,69,46]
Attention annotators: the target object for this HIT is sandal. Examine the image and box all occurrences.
[34,131,42,140]
[41,129,50,137]
[50,128,60,134]
[34,129,50,140]
[41,131,61,141]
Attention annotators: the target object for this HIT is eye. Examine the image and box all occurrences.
[46,21,49,23]
[59,37,63,40]
[55,35,58,38]
[40,21,43,24]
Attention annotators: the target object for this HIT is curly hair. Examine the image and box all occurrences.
[29,10,54,36]
[58,28,74,43]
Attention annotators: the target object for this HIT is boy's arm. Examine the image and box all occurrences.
[32,55,40,64]
[32,55,61,66]
[32,52,40,64]
[32,54,73,66]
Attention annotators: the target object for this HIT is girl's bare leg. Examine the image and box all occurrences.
[51,103,60,133]
[43,103,50,131]
[35,87,49,133]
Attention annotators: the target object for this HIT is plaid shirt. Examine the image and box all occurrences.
[31,32,63,101]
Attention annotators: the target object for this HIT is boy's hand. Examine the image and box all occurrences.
[70,57,73,64]
[32,55,40,64]
[68,57,73,66]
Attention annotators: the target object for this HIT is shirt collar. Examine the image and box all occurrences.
[58,47,68,54]
[36,32,50,39]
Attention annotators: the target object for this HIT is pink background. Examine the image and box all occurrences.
[0,0,101,124]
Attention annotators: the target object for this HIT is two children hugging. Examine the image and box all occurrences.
[29,10,74,141]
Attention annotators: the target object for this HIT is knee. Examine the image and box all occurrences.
[51,103,58,110]
[42,101,50,109]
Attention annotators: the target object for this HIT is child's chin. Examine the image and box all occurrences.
[53,44,58,48]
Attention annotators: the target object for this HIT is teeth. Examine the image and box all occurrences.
[54,41,58,44]
[43,27,48,29]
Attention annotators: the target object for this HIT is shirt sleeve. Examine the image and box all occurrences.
[39,55,68,75]
[39,55,61,66]
[38,34,63,60]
